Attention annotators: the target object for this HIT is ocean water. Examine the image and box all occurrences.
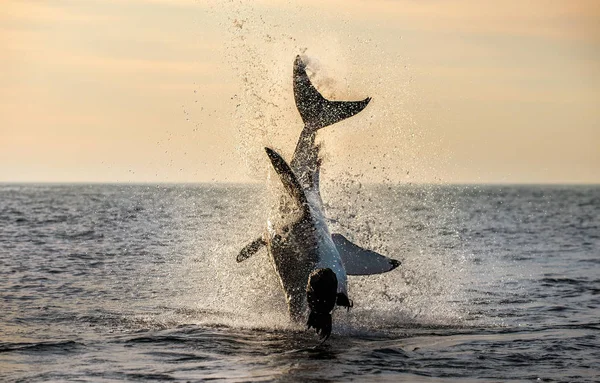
[0,183,598,382]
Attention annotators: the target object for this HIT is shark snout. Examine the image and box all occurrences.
[306,268,338,339]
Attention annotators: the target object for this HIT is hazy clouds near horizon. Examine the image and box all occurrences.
[1,0,598,184]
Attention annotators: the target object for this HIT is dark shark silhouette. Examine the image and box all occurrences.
[238,56,400,340]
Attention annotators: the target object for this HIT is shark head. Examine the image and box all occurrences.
[306,268,338,340]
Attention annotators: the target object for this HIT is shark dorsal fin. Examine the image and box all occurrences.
[332,233,400,276]
[293,55,371,131]
[265,147,310,216]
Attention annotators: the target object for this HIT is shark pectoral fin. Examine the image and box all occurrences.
[265,147,311,216]
[332,233,401,276]
[336,293,353,311]
[237,236,266,263]
[293,55,371,130]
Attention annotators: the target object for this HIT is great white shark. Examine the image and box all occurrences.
[237,55,400,340]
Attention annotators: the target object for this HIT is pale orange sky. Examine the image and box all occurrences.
[1,0,599,183]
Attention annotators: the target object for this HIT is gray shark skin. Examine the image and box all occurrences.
[238,55,400,340]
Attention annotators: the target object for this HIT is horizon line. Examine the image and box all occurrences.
[1,181,598,187]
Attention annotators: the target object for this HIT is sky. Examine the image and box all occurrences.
[1,0,599,184]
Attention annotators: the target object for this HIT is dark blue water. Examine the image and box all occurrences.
[1,184,599,382]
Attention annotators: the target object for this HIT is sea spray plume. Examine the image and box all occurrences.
[237,55,400,341]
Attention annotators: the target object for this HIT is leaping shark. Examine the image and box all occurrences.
[237,55,400,340]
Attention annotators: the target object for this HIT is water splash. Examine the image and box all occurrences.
[181,1,474,333]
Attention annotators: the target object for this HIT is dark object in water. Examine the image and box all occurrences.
[306,268,338,339]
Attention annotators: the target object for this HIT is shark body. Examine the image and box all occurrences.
[238,56,400,339]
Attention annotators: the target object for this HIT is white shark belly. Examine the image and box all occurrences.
[306,192,348,297]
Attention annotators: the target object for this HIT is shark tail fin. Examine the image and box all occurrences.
[265,147,310,215]
[293,55,371,131]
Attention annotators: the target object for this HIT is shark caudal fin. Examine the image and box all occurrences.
[265,147,310,216]
[293,55,371,131]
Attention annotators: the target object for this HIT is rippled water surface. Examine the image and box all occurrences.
[1,184,599,382]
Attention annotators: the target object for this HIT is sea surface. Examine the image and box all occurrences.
[0,183,598,382]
